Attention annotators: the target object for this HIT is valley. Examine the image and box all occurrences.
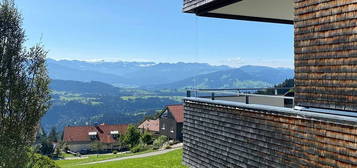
[43,59,294,132]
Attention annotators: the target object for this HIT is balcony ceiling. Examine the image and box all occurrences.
[193,0,294,24]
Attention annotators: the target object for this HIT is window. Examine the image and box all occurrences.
[88,132,98,140]
[90,135,97,140]
[161,110,168,118]
[110,131,119,139]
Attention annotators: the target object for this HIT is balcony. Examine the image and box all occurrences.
[183,90,357,168]
[182,0,357,167]
[185,87,357,118]
[186,87,294,108]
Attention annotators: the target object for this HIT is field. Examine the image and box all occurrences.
[56,149,186,168]
[56,150,153,168]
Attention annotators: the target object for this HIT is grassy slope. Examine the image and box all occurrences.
[56,150,153,168]
[59,149,186,168]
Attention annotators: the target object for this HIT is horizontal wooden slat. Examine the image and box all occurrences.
[183,100,357,168]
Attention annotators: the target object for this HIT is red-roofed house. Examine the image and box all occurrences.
[159,104,184,141]
[63,123,128,152]
[138,119,159,134]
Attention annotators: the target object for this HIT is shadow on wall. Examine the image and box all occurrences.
[183,100,357,167]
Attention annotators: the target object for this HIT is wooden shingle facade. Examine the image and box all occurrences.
[295,0,357,111]
[184,98,357,168]
[181,0,357,167]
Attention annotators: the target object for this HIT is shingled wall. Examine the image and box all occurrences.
[183,98,357,168]
[295,0,357,111]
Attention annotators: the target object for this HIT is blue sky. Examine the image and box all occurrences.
[16,0,294,68]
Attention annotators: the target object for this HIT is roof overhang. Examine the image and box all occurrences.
[110,131,119,134]
[185,0,294,25]
[88,132,97,136]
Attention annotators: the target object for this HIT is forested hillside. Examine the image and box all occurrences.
[42,80,183,131]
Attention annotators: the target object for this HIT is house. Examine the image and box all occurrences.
[159,104,184,141]
[138,119,159,134]
[63,123,128,152]
[181,0,357,167]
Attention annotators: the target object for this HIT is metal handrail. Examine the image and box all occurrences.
[187,87,292,91]
[187,87,293,97]
[186,87,294,107]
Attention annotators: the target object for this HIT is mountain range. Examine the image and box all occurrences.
[150,65,293,89]
[47,59,230,87]
[47,59,293,89]
[43,59,294,131]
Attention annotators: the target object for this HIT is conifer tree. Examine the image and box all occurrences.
[0,0,50,167]
[48,127,58,143]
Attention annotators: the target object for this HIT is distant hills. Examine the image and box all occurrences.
[50,80,150,96]
[148,65,294,89]
[43,80,183,132]
[48,60,129,87]
[47,59,293,89]
[51,80,123,95]
[43,59,293,131]
[47,59,230,87]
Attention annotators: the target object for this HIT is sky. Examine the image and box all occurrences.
[16,0,294,68]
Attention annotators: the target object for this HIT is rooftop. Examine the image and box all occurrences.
[63,123,128,143]
[138,119,160,132]
[167,104,185,123]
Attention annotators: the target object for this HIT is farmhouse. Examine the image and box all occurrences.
[138,119,160,134]
[182,0,357,167]
[159,104,184,141]
[63,123,128,152]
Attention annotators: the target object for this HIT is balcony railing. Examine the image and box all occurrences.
[186,87,294,108]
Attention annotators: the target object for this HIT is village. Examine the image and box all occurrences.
[36,104,185,165]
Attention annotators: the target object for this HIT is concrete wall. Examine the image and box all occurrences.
[295,0,357,111]
[183,98,357,168]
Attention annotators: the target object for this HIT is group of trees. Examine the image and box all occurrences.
[0,0,55,167]
[36,127,64,158]
[0,1,170,167]
[90,125,155,156]
[118,126,171,153]
[121,126,154,153]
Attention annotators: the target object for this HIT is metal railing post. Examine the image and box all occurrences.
[187,90,191,97]
[245,95,249,104]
